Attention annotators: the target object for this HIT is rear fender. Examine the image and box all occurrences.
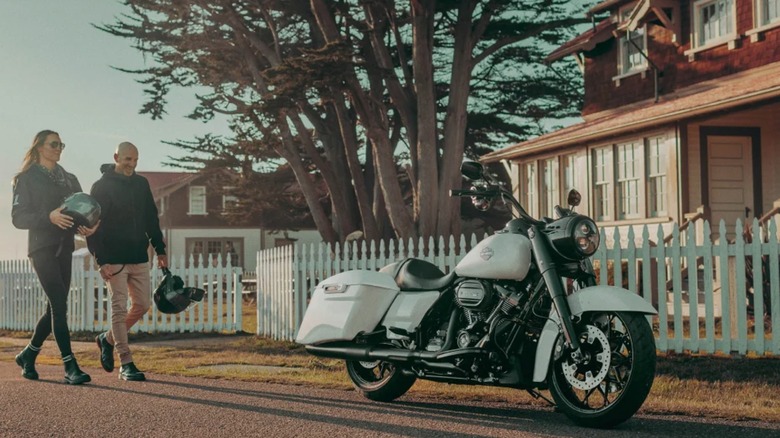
[532,286,656,383]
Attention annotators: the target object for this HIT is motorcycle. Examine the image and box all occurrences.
[295,161,657,428]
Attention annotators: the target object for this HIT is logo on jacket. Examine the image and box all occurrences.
[480,246,494,261]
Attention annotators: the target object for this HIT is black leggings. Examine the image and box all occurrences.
[29,247,74,358]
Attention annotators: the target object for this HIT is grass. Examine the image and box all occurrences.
[2,302,779,423]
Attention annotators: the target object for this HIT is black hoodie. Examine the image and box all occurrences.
[87,163,166,265]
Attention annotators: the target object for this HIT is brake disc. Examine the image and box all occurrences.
[561,325,611,391]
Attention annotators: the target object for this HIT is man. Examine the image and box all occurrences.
[87,142,168,381]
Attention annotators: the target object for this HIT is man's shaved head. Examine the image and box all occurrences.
[114,142,140,176]
[116,142,137,155]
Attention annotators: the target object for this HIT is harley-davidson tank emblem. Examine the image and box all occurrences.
[480,246,494,261]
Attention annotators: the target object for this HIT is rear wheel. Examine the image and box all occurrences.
[346,360,416,402]
[549,311,656,428]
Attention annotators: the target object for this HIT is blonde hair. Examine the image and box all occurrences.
[14,130,58,186]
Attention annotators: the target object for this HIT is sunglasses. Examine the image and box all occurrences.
[46,142,66,150]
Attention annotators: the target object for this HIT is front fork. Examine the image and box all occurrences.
[527,225,583,358]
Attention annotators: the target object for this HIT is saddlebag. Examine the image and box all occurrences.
[295,270,399,345]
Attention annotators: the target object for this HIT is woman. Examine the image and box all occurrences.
[11,130,98,385]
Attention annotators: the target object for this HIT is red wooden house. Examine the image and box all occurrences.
[483,0,780,242]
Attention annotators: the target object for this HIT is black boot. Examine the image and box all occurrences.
[95,332,115,372]
[63,356,91,385]
[119,362,146,381]
[14,345,40,380]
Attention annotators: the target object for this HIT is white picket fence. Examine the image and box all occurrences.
[0,254,243,333]
[256,219,780,357]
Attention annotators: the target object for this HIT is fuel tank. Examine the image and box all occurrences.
[454,232,532,280]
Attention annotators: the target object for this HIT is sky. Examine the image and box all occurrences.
[0,1,230,260]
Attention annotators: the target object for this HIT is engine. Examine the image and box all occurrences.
[455,279,494,311]
[451,280,494,348]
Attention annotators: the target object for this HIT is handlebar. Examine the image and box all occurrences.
[450,185,545,226]
[449,189,498,197]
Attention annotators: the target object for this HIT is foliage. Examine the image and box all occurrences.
[100,0,593,244]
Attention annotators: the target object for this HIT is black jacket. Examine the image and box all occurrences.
[12,164,81,256]
[87,164,166,265]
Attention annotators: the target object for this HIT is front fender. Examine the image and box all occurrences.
[532,286,656,383]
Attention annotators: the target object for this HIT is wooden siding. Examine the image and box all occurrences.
[685,101,780,216]
[509,126,680,228]
[583,1,780,115]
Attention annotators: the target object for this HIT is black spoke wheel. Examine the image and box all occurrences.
[346,360,416,402]
[549,311,656,428]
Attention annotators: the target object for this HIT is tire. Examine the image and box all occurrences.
[548,311,656,428]
[345,360,417,402]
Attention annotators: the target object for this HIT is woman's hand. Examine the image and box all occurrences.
[49,207,74,230]
[77,220,100,237]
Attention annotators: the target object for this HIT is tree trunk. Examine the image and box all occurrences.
[277,123,338,245]
[288,111,358,239]
[437,1,475,238]
[331,100,380,241]
[411,0,438,239]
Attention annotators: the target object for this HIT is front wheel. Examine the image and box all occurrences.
[549,311,656,428]
[346,360,416,402]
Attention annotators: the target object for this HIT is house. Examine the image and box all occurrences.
[139,169,321,271]
[482,0,780,243]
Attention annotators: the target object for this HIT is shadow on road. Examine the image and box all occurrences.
[38,376,776,438]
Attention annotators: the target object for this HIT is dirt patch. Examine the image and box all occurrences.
[191,364,305,373]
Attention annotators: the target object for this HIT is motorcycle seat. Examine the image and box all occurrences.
[379,258,456,291]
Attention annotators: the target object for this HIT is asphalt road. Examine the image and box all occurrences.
[1,362,778,438]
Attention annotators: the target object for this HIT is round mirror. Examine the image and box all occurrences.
[461,161,484,180]
[567,189,582,208]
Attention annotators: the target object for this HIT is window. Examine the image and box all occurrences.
[222,186,238,212]
[616,141,642,219]
[562,154,577,205]
[592,147,613,221]
[757,0,780,26]
[589,136,669,222]
[693,0,735,47]
[187,238,242,267]
[540,158,559,218]
[618,4,647,75]
[157,196,166,216]
[188,186,206,215]
[523,162,538,218]
[519,154,581,219]
[647,136,668,217]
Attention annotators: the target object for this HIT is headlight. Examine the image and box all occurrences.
[545,215,600,260]
[573,218,599,257]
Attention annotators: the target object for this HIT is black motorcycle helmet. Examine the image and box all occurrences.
[60,192,101,229]
[154,268,206,314]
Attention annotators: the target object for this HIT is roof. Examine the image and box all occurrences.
[545,18,616,63]
[137,171,199,199]
[139,171,192,191]
[482,61,780,163]
[588,0,633,16]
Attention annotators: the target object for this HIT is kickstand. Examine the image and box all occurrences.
[527,389,556,407]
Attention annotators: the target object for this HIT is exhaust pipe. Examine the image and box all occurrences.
[305,342,487,365]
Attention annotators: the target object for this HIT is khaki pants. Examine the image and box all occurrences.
[104,263,151,365]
